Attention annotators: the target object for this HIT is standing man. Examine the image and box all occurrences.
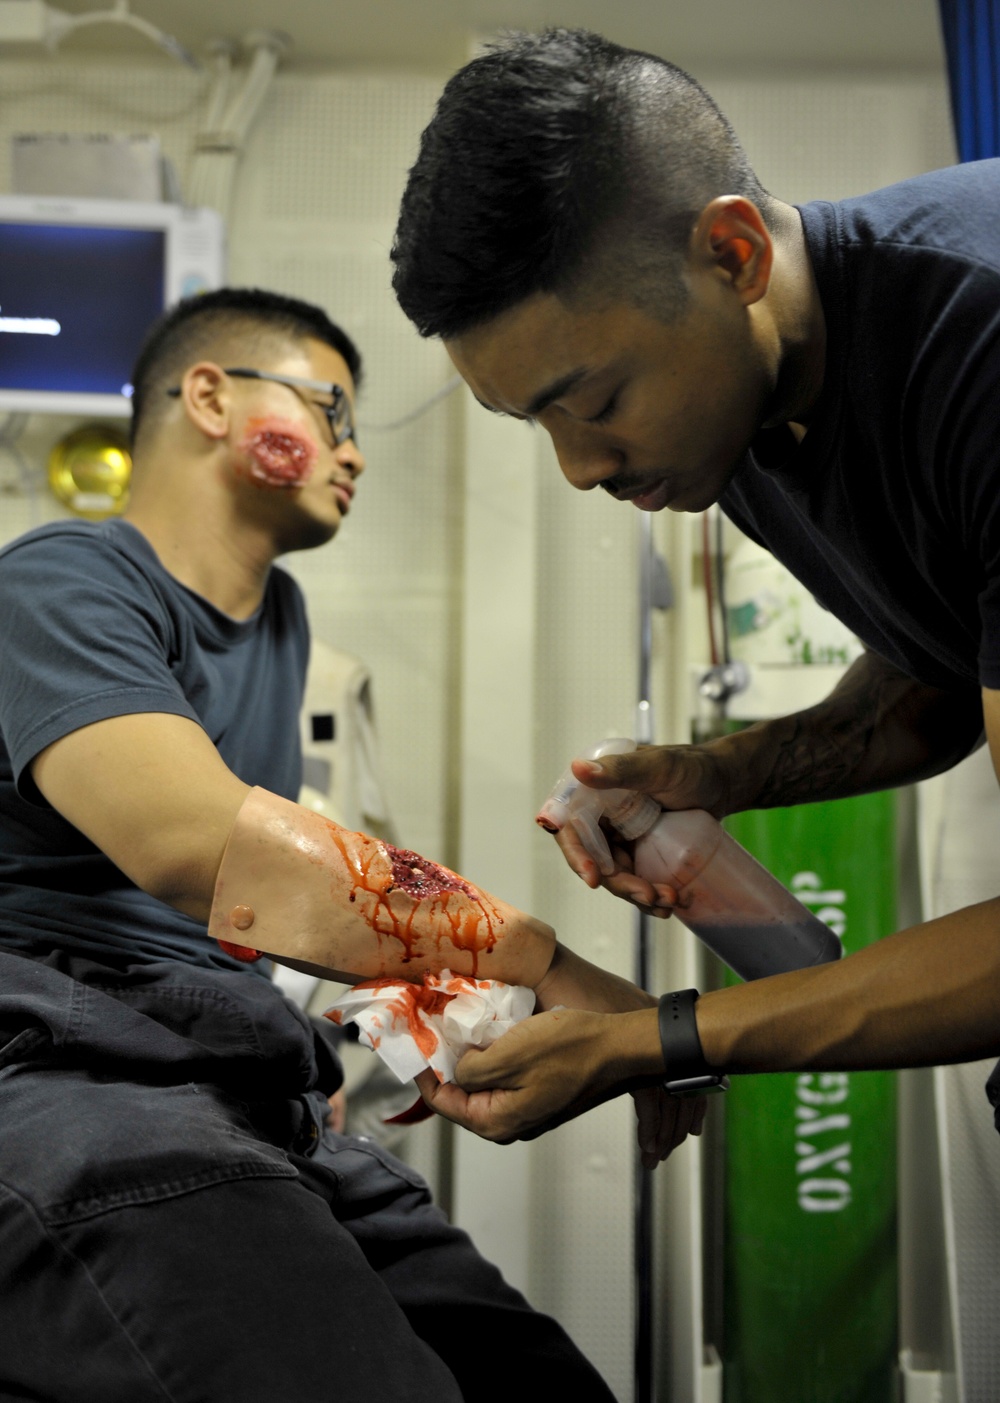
[0,286,626,1400]
[390,28,1000,1150]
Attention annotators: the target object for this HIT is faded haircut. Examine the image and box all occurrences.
[128,286,362,449]
[391,28,772,339]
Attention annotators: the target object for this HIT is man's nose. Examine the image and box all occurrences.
[548,419,621,492]
[336,438,365,478]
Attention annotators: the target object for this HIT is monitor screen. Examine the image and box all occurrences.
[0,196,225,417]
[0,222,166,398]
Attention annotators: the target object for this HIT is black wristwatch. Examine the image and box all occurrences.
[658,988,729,1097]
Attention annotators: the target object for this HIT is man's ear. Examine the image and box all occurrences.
[690,196,774,306]
[179,362,232,441]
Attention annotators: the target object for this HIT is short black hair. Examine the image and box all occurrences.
[129,286,363,448]
[392,28,771,339]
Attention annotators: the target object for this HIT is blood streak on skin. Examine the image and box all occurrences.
[237,415,318,488]
[324,825,503,974]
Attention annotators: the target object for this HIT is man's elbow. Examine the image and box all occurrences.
[115,836,220,924]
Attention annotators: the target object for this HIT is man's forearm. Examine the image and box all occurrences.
[588,898,1000,1094]
[695,898,1000,1073]
[616,895,1000,1079]
[442,901,1000,1146]
[706,651,983,815]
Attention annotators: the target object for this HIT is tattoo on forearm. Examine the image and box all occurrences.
[748,655,982,808]
[755,709,874,807]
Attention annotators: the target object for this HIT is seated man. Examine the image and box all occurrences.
[0,287,646,1401]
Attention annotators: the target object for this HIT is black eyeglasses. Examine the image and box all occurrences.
[166,367,357,447]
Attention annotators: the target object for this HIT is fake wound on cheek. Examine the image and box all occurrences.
[237,415,319,487]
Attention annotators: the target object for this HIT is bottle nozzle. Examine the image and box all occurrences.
[535,738,660,876]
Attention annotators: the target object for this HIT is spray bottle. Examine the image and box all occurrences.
[536,738,842,981]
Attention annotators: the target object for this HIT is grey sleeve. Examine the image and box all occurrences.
[0,532,199,796]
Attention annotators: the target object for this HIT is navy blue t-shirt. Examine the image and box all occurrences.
[722,160,1000,693]
[0,519,309,970]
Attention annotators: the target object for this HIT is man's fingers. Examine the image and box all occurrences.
[553,822,602,886]
[658,1094,709,1160]
[423,1070,564,1144]
[690,1096,709,1138]
[571,744,727,816]
[556,840,671,912]
[415,1067,446,1104]
[632,1086,663,1155]
[632,1087,710,1169]
[600,869,677,917]
[571,747,678,795]
[415,1067,518,1139]
[453,1043,516,1094]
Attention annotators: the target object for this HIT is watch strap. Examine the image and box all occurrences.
[658,988,729,1095]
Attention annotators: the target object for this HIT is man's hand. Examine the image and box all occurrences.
[415,1008,637,1141]
[552,738,734,912]
[554,815,679,917]
[417,959,708,1161]
[523,944,709,1160]
[552,653,985,911]
[414,1004,687,1145]
[326,1087,347,1134]
[632,1085,709,1169]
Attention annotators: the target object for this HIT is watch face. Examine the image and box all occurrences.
[665,1074,730,1097]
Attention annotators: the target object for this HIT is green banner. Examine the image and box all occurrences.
[721,794,898,1403]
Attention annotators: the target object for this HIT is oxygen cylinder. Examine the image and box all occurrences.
[718,537,897,1403]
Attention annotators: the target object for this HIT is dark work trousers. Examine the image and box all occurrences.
[0,948,614,1403]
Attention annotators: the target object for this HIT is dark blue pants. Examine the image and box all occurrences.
[0,949,614,1402]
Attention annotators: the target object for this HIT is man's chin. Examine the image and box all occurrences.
[624,479,676,513]
[282,517,341,553]
[624,467,735,514]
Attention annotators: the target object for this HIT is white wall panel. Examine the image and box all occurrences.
[707,75,955,202]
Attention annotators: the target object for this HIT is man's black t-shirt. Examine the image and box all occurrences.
[722,160,1000,694]
[0,519,309,970]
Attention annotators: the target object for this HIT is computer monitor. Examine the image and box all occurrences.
[0,195,225,418]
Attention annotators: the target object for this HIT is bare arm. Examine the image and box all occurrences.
[29,712,583,996]
[31,712,249,922]
[429,898,1000,1145]
[705,650,984,813]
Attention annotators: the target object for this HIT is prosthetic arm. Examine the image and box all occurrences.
[208,786,556,987]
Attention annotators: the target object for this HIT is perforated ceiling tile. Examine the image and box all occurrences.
[247,75,441,224]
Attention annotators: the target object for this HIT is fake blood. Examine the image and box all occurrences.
[238,415,318,488]
[325,825,503,974]
[345,975,474,1061]
[218,939,263,963]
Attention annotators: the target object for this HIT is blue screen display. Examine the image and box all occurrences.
[0,223,165,395]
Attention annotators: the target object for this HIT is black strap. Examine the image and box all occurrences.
[658,988,729,1095]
